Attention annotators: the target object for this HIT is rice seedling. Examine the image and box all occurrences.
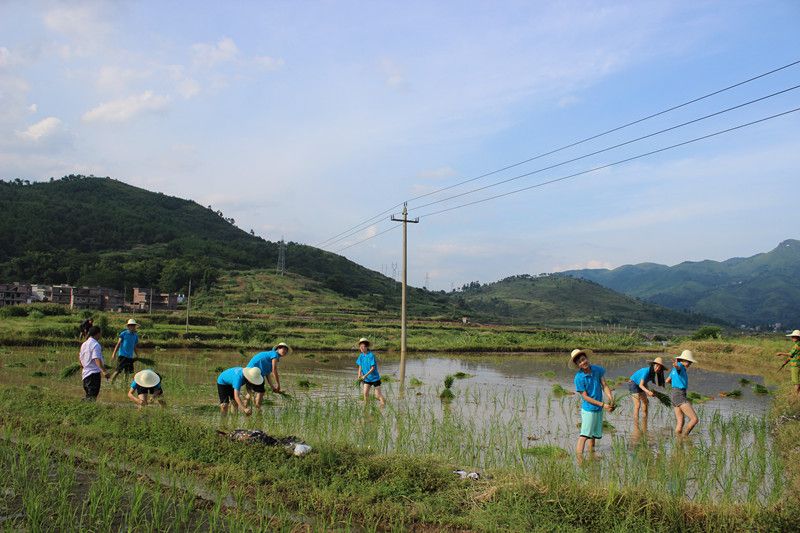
[453,372,474,379]
[551,383,572,397]
[540,370,556,379]
[519,444,569,458]
[134,357,157,367]
[440,374,455,400]
[304,353,316,359]
[753,384,770,395]
[61,363,82,378]
[296,379,318,389]
[720,389,742,398]
[31,371,47,377]
[688,391,713,403]
[652,390,672,408]
[739,378,752,386]
[409,377,424,387]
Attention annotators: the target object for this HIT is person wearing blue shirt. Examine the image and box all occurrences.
[244,342,291,408]
[571,349,613,460]
[356,338,385,406]
[127,368,165,408]
[627,357,666,430]
[216,366,263,415]
[110,319,141,384]
[666,350,699,436]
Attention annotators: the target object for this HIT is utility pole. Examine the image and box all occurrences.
[185,279,191,334]
[148,288,153,315]
[391,202,419,390]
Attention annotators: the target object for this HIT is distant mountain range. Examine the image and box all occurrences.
[562,240,800,327]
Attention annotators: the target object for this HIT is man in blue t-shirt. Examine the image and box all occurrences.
[244,342,290,408]
[111,319,140,384]
[571,349,613,460]
[356,338,385,406]
[216,366,263,415]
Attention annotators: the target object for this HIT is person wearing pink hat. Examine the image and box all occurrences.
[777,329,800,395]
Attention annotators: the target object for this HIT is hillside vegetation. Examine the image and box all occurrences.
[563,240,800,327]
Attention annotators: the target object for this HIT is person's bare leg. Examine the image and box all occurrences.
[220,403,228,414]
[632,394,641,425]
[362,383,370,402]
[255,392,264,408]
[373,386,386,407]
[641,396,649,425]
[680,403,699,435]
[576,435,588,457]
[673,407,685,435]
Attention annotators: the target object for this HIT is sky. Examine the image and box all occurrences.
[1,0,799,290]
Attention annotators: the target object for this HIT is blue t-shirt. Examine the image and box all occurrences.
[574,364,605,412]
[130,379,162,391]
[217,367,246,389]
[630,366,654,386]
[356,352,380,383]
[247,350,280,377]
[118,329,139,358]
[669,361,688,389]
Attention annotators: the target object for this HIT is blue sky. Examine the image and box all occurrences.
[1,1,799,290]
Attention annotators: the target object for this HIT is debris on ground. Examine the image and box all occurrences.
[453,470,480,480]
[217,429,312,456]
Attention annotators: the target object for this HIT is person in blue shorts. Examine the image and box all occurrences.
[666,350,699,436]
[111,319,140,384]
[127,368,165,408]
[628,356,666,429]
[245,342,291,408]
[356,338,385,406]
[216,366,263,415]
[571,349,613,460]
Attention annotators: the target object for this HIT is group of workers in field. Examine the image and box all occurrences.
[76,318,800,458]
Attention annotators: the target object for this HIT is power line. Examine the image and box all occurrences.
[316,58,800,250]
[410,84,800,212]
[333,224,399,253]
[416,106,800,219]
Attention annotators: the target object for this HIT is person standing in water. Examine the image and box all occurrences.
[627,357,666,430]
[110,319,140,384]
[571,349,613,460]
[245,342,291,408]
[666,350,699,436]
[777,329,800,396]
[356,338,385,407]
[79,326,110,401]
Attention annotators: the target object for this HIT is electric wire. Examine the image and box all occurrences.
[315,59,800,249]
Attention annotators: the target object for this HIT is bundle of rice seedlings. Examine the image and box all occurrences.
[453,372,474,379]
[440,375,455,400]
[652,390,672,408]
[720,389,742,398]
[753,384,770,395]
[551,383,573,397]
[739,378,752,386]
[60,363,82,379]
[687,391,712,403]
[297,379,318,389]
[607,396,619,413]
[409,377,424,387]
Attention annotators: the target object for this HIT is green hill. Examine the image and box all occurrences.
[562,240,800,327]
[0,176,451,316]
[454,274,715,329]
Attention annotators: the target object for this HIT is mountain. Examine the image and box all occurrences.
[454,274,714,329]
[562,240,800,327]
[0,176,450,316]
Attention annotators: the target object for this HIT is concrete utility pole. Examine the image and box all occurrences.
[391,202,419,389]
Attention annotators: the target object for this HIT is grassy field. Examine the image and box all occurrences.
[1,332,799,531]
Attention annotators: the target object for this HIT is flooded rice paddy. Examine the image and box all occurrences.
[0,347,782,504]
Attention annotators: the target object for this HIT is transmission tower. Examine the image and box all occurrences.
[276,237,286,275]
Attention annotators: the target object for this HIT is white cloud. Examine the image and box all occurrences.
[15,116,63,142]
[192,37,239,68]
[42,4,112,58]
[82,91,170,123]
[0,47,20,68]
[552,259,615,272]
[96,65,151,92]
[28,104,37,113]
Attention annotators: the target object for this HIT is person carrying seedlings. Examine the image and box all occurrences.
[776,329,800,395]
[666,350,699,436]
[571,349,613,459]
[78,326,110,401]
[356,338,385,406]
[627,356,666,428]
[245,342,291,407]
[110,319,140,384]
[216,366,263,415]
[128,368,165,408]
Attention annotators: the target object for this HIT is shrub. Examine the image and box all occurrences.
[691,325,723,340]
[0,306,28,318]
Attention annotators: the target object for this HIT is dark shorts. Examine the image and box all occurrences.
[217,383,235,404]
[671,388,688,407]
[245,381,266,393]
[134,384,162,396]
[83,372,101,399]
[628,381,644,394]
[363,380,382,388]
[116,356,134,373]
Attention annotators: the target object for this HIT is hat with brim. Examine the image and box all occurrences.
[676,349,698,364]
[570,349,588,366]
[273,342,292,354]
[242,367,264,386]
[127,319,138,326]
[358,337,370,346]
[134,369,160,388]
[786,330,800,338]
[651,356,665,367]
